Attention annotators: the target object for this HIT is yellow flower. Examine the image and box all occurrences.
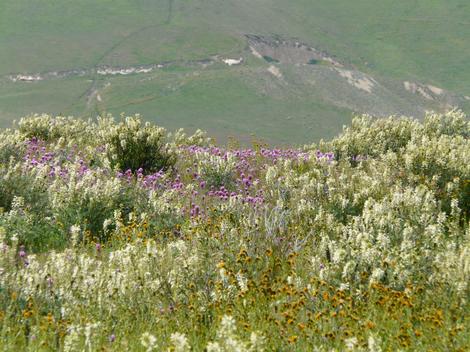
[23,310,32,318]
[46,313,54,323]
[287,335,298,343]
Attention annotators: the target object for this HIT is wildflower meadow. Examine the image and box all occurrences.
[0,111,469,351]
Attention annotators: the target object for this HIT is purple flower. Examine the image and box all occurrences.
[47,276,53,288]
[190,205,200,217]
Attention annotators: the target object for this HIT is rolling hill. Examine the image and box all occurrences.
[0,0,469,143]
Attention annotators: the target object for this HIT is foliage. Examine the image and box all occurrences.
[105,115,176,174]
[18,114,92,142]
[0,112,469,350]
[262,55,279,63]
[197,151,237,190]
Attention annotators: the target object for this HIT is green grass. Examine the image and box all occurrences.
[83,66,353,144]
[262,0,470,93]
[0,78,90,124]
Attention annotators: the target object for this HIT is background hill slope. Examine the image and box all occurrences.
[0,0,469,143]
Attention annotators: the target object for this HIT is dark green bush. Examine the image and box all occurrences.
[107,116,176,174]
[263,55,279,63]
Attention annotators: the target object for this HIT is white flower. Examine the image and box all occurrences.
[265,166,277,184]
[70,225,81,246]
[345,336,358,350]
[370,268,385,283]
[103,218,113,231]
[368,334,382,352]
[141,332,158,352]
[236,272,248,292]
[170,332,190,352]
[249,332,265,352]
[84,322,100,351]
[219,315,237,338]
[64,325,81,352]
[206,342,222,352]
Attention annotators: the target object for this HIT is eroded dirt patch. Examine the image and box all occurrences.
[2,58,218,84]
[404,81,435,100]
[246,34,342,67]
[268,65,282,78]
[336,68,376,93]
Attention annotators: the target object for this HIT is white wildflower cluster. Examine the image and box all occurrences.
[0,111,468,349]
[367,333,383,352]
[149,187,184,215]
[197,151,237,188]
[170,332,191,352]
[267,110,470,292]
[434,226,470,301]
[325,185,449,287]
[170,128,211,148]
[141,332,158,352]
[63,322,101,352]
[0,234,200,317]
[18,113,94,142]
[206,315,265,352]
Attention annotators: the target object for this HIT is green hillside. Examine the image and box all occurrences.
[0,0,469,143]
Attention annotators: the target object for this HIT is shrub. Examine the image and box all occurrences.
[262,55,279,63]
[105,115,176,174]
[0,199,65,252]
[0,168,48,214]
[0,131,24,165]
[197,152,237,189]
[330,115,418,160]
[18,114,91,142]
[48,172,136,242]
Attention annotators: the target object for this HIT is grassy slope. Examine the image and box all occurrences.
[101,71,353,144]
[0,78,91,123]
[265,0,470,93]
[0,0,469,143]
